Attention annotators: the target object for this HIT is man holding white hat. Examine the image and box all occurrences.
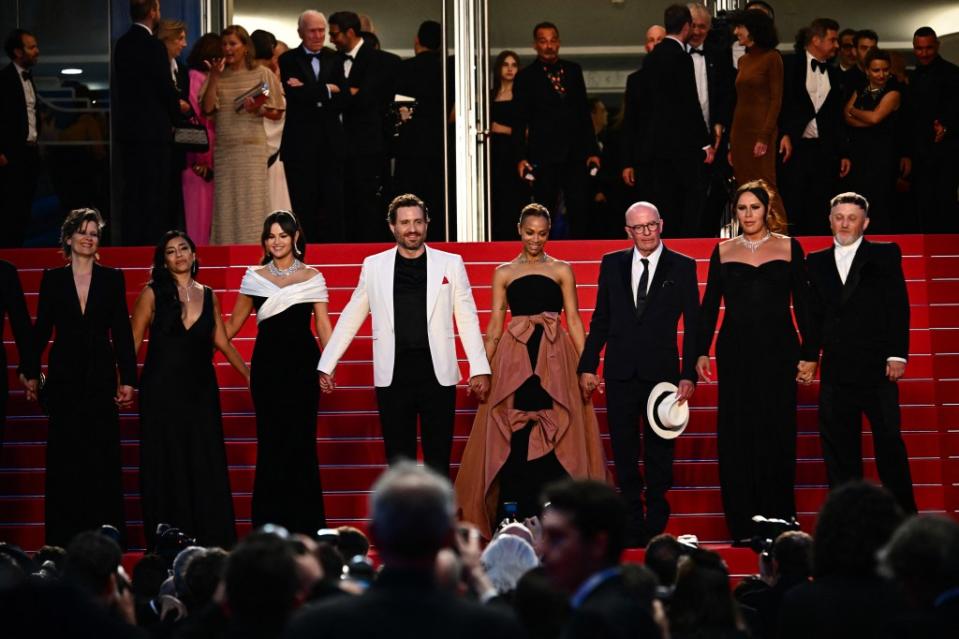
[578,201,700,547]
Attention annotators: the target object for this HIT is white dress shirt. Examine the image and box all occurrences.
[632,241,664,305]
[343,39,363,78]
[14,62,37,143]
[834,236,906,363]
[689,45,710,129]
[803,50,831,139]
[302,44,321,79]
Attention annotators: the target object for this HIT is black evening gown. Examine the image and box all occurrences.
[490,98,528,240]
[34,264,137,547]
[697,238,816,540]
[249,297,325,534]
[495,275,569,520]
[847,84,901,234]
[139,286,236,548]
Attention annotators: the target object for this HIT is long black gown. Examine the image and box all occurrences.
[847,84,901,234]
[697,238,816,540]
[490,98,528,240]
[34,264,137,547]
[139,285,236,548]
[249,295,325,535]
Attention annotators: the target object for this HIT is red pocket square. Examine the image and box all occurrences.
[441,276,450,285]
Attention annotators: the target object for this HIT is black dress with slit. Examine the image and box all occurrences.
[139,285,236,548]
[697,238,816,539]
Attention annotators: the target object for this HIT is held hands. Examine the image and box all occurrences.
[20,374,38,402]
[115,385,135,409]
[579,372,603,402]
[467,375,491,402]
[796,360,818,385]
[886,360,906,382]
[695,355,712,383]
[319,371,336,394]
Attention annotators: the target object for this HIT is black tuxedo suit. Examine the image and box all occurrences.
[339,41,397,241]
[512,57,598,238]
[113,24,182,245]
[621,68,650,202]
[564,572,661,639]
[779,53,850,236]
[578,245,700,542]
[806,239,916,512]
[0,260,37,453]
[284,568,523,639]
[279,46,348,243]
[693,44,736,236]
[394,50,446,242]
[639,37,712,237]
[0,63,41,247]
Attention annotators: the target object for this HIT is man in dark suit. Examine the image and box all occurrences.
[279,10,347,244]
[621,25,664,204]
[0,260,38,454]
[779,18,851,236]
[906,27,959,233]
[329,11,395,243]
[513,21,599,239]
[284,462,522,639]
[113,0,185,246]
[578,201,700,546]
[1,29,41,247]
[805,192,916,514]
[637,4,715,238]
[540,479,661,639]
[394,21,446,243]
[687,3,735,237]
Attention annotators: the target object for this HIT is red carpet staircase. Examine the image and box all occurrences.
[2,237,958,566]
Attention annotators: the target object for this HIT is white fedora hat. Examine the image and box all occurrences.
[646,382,690,440]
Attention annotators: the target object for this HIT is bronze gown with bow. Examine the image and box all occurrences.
[455,275,609,538]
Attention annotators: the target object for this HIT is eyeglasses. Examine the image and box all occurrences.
[626,222,661,235]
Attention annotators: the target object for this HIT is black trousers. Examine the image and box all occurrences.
[345,152,387,243]
[0,145,39,247]
[120,141,173,246]
[913,142,959,233]
[646,152,707,238]
[532,157,589,239]
[285,157,345,244]
[394,154,446,242]
[375,351,457,476]
[818,380,917,513]
[605,377,675,541]
[779,138,839,237]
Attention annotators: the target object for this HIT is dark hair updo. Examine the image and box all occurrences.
[260,210,306,264]
[518,203,551,227]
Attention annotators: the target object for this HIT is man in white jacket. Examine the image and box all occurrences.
[319,193,491,474]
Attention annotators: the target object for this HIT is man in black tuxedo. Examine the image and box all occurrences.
[636,4,715,238]
[113,0,185,246]
[805,192,916,514]
[578,201,700,546]
[779,18,851,236]
[540,479,661,638]
[621,25,664,204]
[394,21,446,243]
[279,10,347,244]
[1,29,41,247]
[687,3,735,237]
[906,27,959,233]
[285,462,522,639]
[329,11,395,243]
[513,21,599,239]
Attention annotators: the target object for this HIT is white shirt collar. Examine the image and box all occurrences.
[347,39,364,59]
[135,22,153,36]
[302,43,322,55]
[634,241,664,266]
[805,49,827,66]
[13,62,27,77]
[834,235,863,255]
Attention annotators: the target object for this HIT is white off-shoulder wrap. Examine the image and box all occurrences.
[239,268,329,323]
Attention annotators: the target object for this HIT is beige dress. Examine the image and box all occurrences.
[202,65,284,245]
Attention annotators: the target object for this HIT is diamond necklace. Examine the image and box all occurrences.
[268,258,302,277]
[739,231,771,253]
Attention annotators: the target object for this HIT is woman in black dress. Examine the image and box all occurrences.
[695,181,818,541]
[131,231,248,548]
[226,211,333,535]
[490,50,527,240]
[844,48,906,234]
[455,204,608,537]
[30,208,137,547]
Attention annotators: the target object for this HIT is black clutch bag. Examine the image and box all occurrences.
[173,116,210,152]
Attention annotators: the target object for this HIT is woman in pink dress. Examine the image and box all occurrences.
[182,33,222,245]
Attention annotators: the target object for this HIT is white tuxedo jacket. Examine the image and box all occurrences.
[317,245,491,387]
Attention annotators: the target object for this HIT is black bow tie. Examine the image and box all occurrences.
[21,69,32,81]
[811,58,828,74]
[342,53,354,61]
[689,48,705,55]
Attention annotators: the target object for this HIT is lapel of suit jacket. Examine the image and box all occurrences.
[841,239,870,305]
[378,248,396,329]
[643,246,673,316]
[821,247,844,305]
[425,245,445,322]
[619,248,635,309]
[793,54,817,117]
